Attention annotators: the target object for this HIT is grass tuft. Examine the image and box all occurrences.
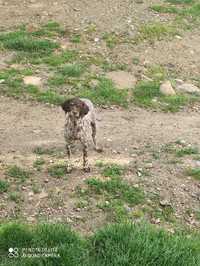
[176,146,199,157]
[48,164,67,178]
[6,165,30,182]
[79,78,128,107]
[0,180,9,193]
[86,177,144,205]
[186,168,200,180]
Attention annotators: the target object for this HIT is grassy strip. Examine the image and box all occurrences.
[133,81,199,112]
[0,222,200,266]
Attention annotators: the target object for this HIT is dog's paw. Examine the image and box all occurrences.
[66,165,73,173]
[83,166,91,173]
[95,146,103,153]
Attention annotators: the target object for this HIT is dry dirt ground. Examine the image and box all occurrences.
[0,0,200,234]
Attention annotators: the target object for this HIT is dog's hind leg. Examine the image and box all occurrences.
[65,143,73,173]
[91,121,103,153]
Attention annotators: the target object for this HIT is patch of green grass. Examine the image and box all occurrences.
[101,62,127,72]
[43,50,78,67]
[0,222,200,266]
[79,77,128,107]
[48,164,67,178]
[70,34,81,43]
[6,166,30,182]
[33,147,61,155]
[151,5,180,14]
[103,32,119,48]
[101,164,125,178]
[176,146,199,157]
[133,81,198,112]
[60,63,85,78]
[0,30,59,53]
[33,158,45,171]
[98,200,130,222]
[9,192,23,203]
[133,81,161,107]
[166,0,194,4]
[31,21,66,37]
[146,65,169,82]
[86,177,144,205]
[160,94,193,112]
[186,168,200,180]
[135,22,177,42]
[0,180,9,193]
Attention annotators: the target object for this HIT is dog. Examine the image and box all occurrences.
[61,97,102,172]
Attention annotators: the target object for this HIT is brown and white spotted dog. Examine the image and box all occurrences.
[61,97,102,172]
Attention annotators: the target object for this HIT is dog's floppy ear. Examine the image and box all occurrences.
[61,99,71,113]
[79,101,89,117]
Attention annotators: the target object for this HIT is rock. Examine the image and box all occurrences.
[38,190,48,199]
[89,79,99,87]
[160,81,176,96]
[0,79,5,84]
[106,71,136,89]
[176,83,200,94]
[160,200,171,207]
[23,76,42,86]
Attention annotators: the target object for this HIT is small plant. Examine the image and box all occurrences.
[135,22,177,42]
[9,192,23,203]
[103,32,119,48]
[86,177,144,205]
[60,64,85,78]
[70,34,81,43]
[79,77,128,107]
[0,180,9,193]
[186,168,200,180]
[33,158,45,171]
[176,146,199,157]
[48,164,67,178]
[6,166,30,182]
[102,164,124,178]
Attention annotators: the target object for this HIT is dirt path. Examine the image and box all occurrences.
[1,96,200,154]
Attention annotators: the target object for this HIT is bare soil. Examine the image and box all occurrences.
[0,0,200,233]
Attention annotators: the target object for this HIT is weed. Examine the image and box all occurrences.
[6,165,30,182]
[151,5,180,14]
[71,34,81,43]
[33,158,45,171]
[79,77,128,107]
[135,22,177,43]
[60,63,85,78]
[9,192,23,203]
[0,180,9,193]
[86,177,144,205]
[48,164,67,178]
[103,32,119,48]
[176,146,199,157]
[185,168,200,180]
[0,30,59,53]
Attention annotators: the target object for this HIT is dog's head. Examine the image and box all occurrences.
[61,98,89,118]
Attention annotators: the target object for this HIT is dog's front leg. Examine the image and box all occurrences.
[66,143,73,173]
[81,140,90,172]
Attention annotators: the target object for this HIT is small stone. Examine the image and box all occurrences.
[106,71,137,89]
[0,79,5,84]
[27,216,36,222]
[160,200,171,207]
[89,79,99,87]
[176,83,200,94]
[160,81,176,96]
[28,191,34,197]
[38,190,48,199]
[23,76,42,86]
